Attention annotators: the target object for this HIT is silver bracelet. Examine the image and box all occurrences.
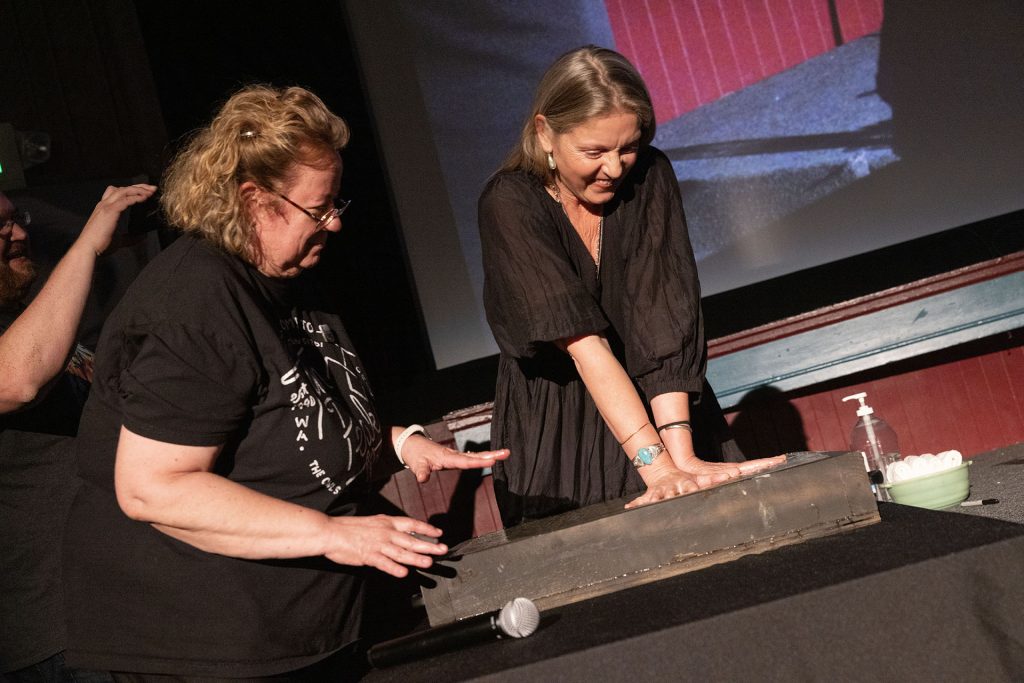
[657,420,692,433]
[394,424,427,468]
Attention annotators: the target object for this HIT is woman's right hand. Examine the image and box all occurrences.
[324,514,449,578]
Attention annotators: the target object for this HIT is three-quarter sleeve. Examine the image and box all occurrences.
[620,150,707,398]
[480,173,608,358]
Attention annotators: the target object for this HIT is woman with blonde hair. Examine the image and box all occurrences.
[480,46,782,526]
[62,84,507,680]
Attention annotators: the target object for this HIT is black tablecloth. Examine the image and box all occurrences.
[363,503,1024,681]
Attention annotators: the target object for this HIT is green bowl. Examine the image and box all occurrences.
[881,461,972,510]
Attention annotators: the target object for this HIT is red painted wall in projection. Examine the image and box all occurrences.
[605,0,884,121]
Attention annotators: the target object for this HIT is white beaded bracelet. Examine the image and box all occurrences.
[394,424,427,468]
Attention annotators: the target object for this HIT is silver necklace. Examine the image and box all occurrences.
[550,183,603,275]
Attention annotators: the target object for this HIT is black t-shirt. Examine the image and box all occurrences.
[63,236,382,677]
[0,309,91,673]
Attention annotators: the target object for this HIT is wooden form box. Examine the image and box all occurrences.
[420,451,879,626]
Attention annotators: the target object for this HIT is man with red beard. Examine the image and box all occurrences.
[0,198,38,315]
[0,185,154,682]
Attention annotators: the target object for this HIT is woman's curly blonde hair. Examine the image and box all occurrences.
[160,85,350,260]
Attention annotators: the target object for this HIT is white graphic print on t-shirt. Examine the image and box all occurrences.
[280,315,380,495]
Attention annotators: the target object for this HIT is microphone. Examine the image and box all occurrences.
[367,597,540,668]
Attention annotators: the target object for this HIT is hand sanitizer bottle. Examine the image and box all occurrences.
[842,392,900,502]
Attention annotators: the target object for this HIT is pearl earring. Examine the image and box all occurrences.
[547,152,556,171]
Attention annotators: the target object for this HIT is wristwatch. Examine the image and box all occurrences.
[632,443,667,468]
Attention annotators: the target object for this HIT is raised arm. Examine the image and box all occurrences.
[0,184,156,412]
[114,425,449,578]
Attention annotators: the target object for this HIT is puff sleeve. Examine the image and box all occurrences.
[619,150,707,398]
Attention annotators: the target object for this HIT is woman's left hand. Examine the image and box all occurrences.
[624,453,788,510]
[399,434,510,484]
[673,453,788,483]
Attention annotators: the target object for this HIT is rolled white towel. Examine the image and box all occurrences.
[909,454,936,476]
[887,460,914,484]
[887,449,964,484]
[937,450,963,468]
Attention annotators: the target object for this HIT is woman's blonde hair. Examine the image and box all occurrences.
[160,85,350,259]
[500,46,655,179]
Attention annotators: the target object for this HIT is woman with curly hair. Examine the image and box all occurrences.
[62,85,507,681]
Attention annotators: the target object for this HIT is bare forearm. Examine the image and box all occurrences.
[0,240,97,408]
[154,486,332,559]
[566,335,651,444]
[565,335,674,484]
[120,468,332,559]
[114,426,332,559]
[650,392,696,465]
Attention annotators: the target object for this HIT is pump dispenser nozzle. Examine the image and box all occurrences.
[842,392,874,417]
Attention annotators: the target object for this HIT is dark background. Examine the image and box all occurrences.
[2,0,1021,425]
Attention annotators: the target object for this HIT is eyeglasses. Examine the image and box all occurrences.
[0,209,30,239]
[269,190,351,231]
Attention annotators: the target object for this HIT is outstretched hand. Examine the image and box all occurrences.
[78,183,157,257]
[674,453,787,482]
[624,465,701,509]
[323,514,448,578]
[624,453,788,510]
[399,434,510,484]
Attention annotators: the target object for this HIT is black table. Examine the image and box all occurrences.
[363,500,1024,682]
